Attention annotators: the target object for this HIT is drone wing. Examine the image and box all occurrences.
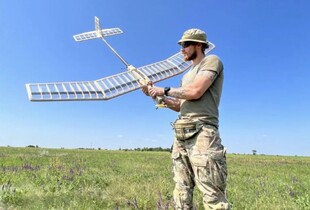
[26,72,138,101]
[25,52,191,101]
[140,42,215,83]
[26,41,216,102]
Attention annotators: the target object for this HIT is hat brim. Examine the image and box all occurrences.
[178,39,208,45]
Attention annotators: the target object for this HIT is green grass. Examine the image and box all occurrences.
[0,147,309,209]
[228,155,309,209]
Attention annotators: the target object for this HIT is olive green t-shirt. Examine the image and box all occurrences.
[180,55,224,128]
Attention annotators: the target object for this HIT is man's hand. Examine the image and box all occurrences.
[141,81,154,96]
[141,85,150,96]
[148,86,164,98]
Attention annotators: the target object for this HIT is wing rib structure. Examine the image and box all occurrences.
[25,52,193,101]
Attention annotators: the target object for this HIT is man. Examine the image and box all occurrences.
[143,29,230,210]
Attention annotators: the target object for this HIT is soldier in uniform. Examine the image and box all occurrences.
[142,29,230,210]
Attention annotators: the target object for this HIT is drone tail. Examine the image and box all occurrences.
[73,17,123,42]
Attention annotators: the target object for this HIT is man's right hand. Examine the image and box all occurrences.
[141,81,153,96]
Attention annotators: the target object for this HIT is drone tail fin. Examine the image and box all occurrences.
[94,16,102,37]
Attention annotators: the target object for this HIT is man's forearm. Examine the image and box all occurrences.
[166,87,186,99]
[163,97,181,112]
[166,87,198,100]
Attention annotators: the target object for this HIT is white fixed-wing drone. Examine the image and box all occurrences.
[25,16,215,107]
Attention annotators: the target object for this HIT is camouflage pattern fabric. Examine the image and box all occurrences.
[172,125,230,210]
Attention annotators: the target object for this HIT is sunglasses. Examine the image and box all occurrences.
[180,41,196,49]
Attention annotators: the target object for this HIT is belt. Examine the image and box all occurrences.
[178,117,218,129]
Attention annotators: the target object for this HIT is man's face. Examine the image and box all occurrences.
[180,41,198,61]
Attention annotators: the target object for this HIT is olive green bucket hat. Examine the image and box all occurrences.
[178,28,208,45]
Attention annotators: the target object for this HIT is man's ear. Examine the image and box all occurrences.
[196,43,202,48]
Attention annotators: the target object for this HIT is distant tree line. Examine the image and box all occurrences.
[26,145,39,148]
[23,145,171,152]
[119,147,172,152]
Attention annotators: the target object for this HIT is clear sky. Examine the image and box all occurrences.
[0,0,309,156]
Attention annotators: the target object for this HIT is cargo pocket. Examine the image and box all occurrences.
[172,151,195,187]
[172,151,182,180]
[191,148,227,193]
[172,150,181,163]
[207,149,227,191]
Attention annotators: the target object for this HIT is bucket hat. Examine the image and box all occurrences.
[178,28,208,44]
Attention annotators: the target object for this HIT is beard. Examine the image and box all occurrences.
[184,50,197,61]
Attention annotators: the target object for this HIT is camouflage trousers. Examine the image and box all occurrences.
[171,125,230,210]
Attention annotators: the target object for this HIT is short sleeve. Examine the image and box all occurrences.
[199,55,223,74]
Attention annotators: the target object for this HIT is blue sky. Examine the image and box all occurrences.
[0,0,309,156]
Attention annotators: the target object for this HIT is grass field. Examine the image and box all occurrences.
[0,147,309,209]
